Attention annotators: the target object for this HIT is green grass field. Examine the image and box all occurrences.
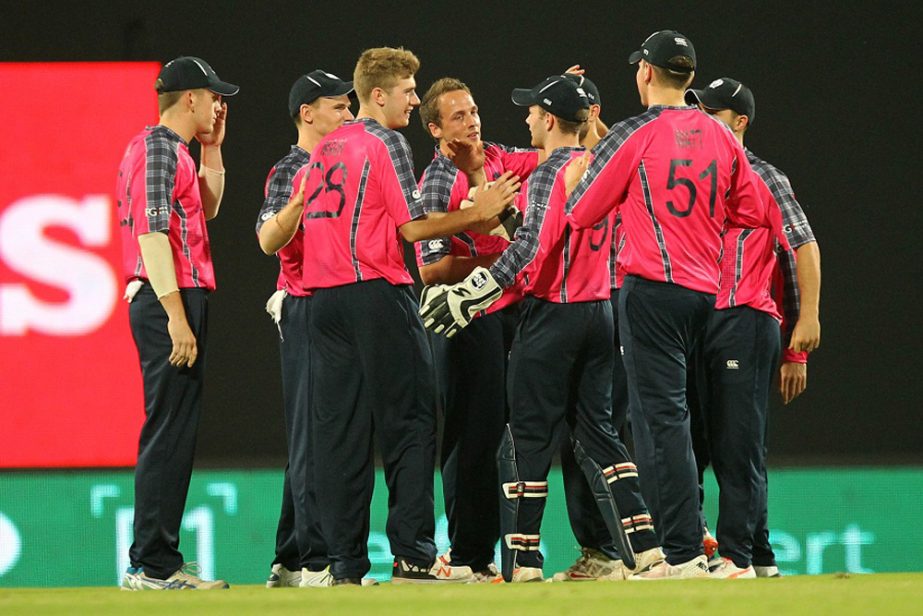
[1,574,921,615]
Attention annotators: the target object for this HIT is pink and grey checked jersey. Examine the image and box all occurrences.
[490,147,613,303]
[415,142,539,312]
[301,118,425,290]
[256,145,310,297]
[566,106,774,295]
[116,125,215,290]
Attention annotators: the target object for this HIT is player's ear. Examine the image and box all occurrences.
[371,86,386,108]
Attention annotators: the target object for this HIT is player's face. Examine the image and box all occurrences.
[434,90,481,144]
[525,105,546,148]
[311,95,354,137]
[381,77,420,129]
[704,107,738,131]
[192,89,222,133]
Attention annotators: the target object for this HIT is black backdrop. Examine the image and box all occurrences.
[3,0,919,466]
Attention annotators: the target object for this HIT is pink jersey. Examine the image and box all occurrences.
[490,147,612,303]
[416,142,539,313]
[257,146,310,297]
[567,106,772,295]
[115,125,215,290]
[302,118,424,290]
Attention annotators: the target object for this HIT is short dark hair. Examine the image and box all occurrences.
[651,56,695,89]
[537,107,589,136]
[419,77,471,136]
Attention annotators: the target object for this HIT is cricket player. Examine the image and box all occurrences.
[257,71,355,588]
[562,31,781,579]
[421,75,664,583]
[301,47,520,585]
[415,76,541,582]
[684,77,820,578]
[116,56,237,590]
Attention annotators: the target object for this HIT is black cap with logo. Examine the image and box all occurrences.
[628,30,696,73]
[156,56,239,96]
[511,75,590,122]
[288,70,355,117]
[563,73,601,106]
[685,77,756,122]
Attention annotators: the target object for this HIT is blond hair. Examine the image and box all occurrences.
[353,47,420,102]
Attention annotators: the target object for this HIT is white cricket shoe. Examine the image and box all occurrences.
[266,563,302,588]
[709,557,756,579]
[629,554,710,580]
[754,565,781,578]
[121,563,229,590]
[300,566,334,587]
[552,548,626,581]
[472,563,502,583]
[510,566,544,583]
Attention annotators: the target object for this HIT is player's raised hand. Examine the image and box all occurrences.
[419,267,503,338]
[197,101,228,147]
[779,361,807,404]
[789,316,820,353]
[469,171,520,222]
[564,149,591,197]
[446,138,485,176]
[167,316,198,368]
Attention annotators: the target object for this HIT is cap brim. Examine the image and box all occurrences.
[208,80,240,96]
[628,50,643,64]
[688,88,726,110]
[511,88,538,107]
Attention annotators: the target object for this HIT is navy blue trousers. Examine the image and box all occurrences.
[128,286,208,579]
[619,276,714,565]
[507,298,656,569]
[271,295,328,571]
[310,280,437,579]
[692,306,780,567]
[431,307,516,570]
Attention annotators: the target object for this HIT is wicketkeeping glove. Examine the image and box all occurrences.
[419,267,503,338]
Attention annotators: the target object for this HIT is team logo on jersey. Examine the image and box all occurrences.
[726,360,740,370]
[709,79,725,89]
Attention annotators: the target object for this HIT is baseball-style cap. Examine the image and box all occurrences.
[685,77,756,121]
[628,30,696,73]
[511,75,590,122]
[156,56,239,96]
[288,70,355,117]
[563,73,601,106]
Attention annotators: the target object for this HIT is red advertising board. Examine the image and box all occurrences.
[0,63,160,467]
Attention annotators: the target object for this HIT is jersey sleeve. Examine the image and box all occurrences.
[256,162,300,233]
[136,132,178,234]
[416,161,454,266]
[495,143,541,180]
[489,166,557,288]
[565,120,643,229]
[379,130,425,226]
[757,164,816,250]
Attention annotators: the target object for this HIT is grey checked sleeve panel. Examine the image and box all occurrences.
[564,109,659,216]
[749,153,816,249]
[416,157,455,265]
[143,129,178,234]
[369,122,426,220]
[489,153,563,288]
[255,147,310,233]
